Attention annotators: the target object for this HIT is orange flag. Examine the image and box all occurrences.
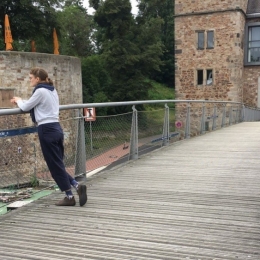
[31,40,36,52]
[4,14,13,51]
[53,28,59,55]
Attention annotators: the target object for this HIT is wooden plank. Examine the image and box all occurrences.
[0,122,259,259]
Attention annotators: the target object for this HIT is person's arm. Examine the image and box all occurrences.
[11,90,43,112]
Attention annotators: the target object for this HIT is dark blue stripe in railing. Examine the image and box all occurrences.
[0,127,37,137]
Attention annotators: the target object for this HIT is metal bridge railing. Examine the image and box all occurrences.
[0,100,259,193]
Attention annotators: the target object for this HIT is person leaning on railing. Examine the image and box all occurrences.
[10,67,87,207]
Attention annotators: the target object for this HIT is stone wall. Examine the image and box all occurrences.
[175,11,245,102]
[243,67,260,107]
[0,51,82,106]
[175,0,248,15]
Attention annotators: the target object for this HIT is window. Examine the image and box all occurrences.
[197,70,203,85]
[245,23,260,65]
[207,31,214,49]
[206,70,213,85]
[197,69,213,86]
[198,32,205,50]
[0,89,14,108]
[196,30,214,50]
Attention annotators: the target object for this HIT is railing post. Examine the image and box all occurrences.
[242,105,246,122]
[240,105,244,122]
[221,104,226,128]
[129,105,138,160]
[235,106,239,124]
[229,106,233,125]
[257,108,260,121]
[212,104,217,131]
[75,109,87,181]
[185,103,190,139]
[162,104,170,146]
[200,102,205,135]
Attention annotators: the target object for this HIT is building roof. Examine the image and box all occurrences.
[247,0,260,14]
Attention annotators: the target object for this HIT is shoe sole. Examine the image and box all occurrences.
[55,197,76,206]
[78,185,87,207]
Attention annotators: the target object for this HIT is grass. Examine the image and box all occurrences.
[146,80,176,125]
[147,80,175,103]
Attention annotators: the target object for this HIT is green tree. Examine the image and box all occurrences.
[81,55,111,114]
[137,0,174,88]
[57,5,92,56]
[0,0,62,51]
[81,55,111,102]
[64,0,84,6]
[93,0,163,108]
[89,0,101,11]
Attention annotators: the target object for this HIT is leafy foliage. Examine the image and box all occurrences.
[93,0,163,109]
[136,0,175,87]
[0,0,61,51]
[56,5,92,56]
[81,55,111,114]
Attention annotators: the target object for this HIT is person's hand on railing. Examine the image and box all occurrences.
[10,97,22,104]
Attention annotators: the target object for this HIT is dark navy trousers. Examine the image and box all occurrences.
[38,122,74,191]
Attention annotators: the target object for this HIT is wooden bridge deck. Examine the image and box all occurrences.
[0,122,260,260]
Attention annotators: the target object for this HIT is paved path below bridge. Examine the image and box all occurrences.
[0,122,260,260]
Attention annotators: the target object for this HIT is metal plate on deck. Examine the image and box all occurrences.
[7,200,32,210]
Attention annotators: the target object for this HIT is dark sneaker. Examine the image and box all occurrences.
[77,184,87,206]
[55,196,76,206]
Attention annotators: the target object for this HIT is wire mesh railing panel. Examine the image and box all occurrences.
[214,104,223,130]
[0,110,80,190]
[0,114,39,189]
[189,104,203,137]
[204,103,215,132]
[84,112,132,172]
[174,104,187,139]
[169,107,180,144]
[59,109,79,178]
[243,107,260,121]
[137,108,165,154]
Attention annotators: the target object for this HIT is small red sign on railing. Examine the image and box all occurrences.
[84,107,96,121]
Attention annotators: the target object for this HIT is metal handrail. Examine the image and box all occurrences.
[0,100,243,116]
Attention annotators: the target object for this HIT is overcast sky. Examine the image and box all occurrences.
[82,0,138,15]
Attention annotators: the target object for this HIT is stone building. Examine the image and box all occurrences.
[174,0,260,107]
